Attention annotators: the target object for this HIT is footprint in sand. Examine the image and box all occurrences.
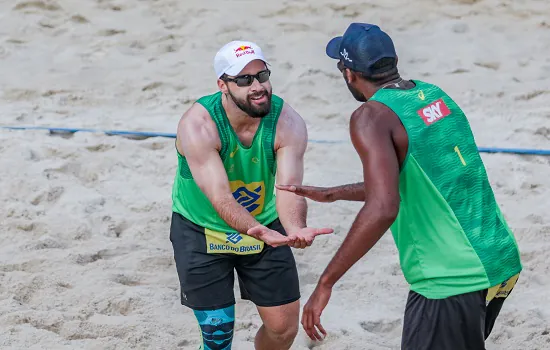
[23,235,66,250]
[11,276,47,304]
[6,313,65,336]
[277,23,312,33]
[85,144,115,153]
[70,14,89,24]
[44,161,99,184]
[94,296,143,316]
[13,0,62,12]
[360,319,402,334]
[328,3,370,18]
[260,5,322,19]
[515,90,549,101]
[112,274,143,287]
[30,186,65,205]
[101,218,128,238]
[59,320,130,341]
[73,223,92,241]
[138,255,174,272]
[72,244,141,265]
[139,140,168,151]
[0,259,45,273]
[534,126,550,139]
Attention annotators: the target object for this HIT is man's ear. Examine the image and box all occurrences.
[345,69,358,84]
[217,78,228,93]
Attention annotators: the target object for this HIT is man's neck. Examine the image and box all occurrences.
[221,93,260,132]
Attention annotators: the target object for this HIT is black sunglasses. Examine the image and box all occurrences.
[223,69,271,87]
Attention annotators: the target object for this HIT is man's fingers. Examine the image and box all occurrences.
[311,324,323,341]
[247,226,263,237]
[318,323,327,338]
[315,314,327,339]
[275,184,297,192]
[294,239,307,249]
[313,228,334,236]
[269,233,294,248]
[303,308,316,341]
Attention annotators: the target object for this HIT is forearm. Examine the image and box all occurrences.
[212,194,262,236]
[328,182,365,202]
[277,192,308,232]
[318,204,394,287]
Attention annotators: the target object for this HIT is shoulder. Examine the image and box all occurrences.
[278,102,307,130]
[274,102,307,150]
[350,100,399,132]
[349,101,397,150]
[177,102,220,152]
[179,102,215,133]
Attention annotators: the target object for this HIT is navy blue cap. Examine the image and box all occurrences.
[326,23,397,76]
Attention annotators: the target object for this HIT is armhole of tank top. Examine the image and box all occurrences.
[370,95,412,173]
[264,96,283,175]
[198,93,230,161]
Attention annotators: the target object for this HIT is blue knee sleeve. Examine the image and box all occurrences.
[194,305,235,350]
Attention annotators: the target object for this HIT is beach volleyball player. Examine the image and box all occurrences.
[169,40,333,350]
[278,23,523,349]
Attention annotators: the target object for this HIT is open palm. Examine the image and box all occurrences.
[247,225,293,247]
[288,227,333,249]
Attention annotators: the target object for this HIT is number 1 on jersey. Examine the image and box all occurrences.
[454,146,466,166]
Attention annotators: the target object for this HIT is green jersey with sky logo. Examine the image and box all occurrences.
[171,91,281,254]
[369,80,522,299]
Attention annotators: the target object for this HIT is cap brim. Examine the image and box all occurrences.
[326,36,343,59]
[222,55,269,77]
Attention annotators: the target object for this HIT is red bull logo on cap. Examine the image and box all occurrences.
[234,45,255,58]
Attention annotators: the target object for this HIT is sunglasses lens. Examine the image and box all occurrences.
[258,70,270,83]
[231,70,270,87]
[236,76,253,87]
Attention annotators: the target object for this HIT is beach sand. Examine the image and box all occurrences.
[1,0,549,349]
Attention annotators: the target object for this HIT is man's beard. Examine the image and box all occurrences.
[346,80,367,102]
[227,88,272,118]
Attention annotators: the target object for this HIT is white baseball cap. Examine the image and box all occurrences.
[214,40,269,78]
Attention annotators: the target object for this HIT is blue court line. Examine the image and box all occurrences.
[1,125,549,155]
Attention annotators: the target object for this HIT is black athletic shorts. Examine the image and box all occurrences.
[402,274,520,350]
[169,212,301,311]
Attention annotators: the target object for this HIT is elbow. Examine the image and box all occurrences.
[368,198,400,224]
[384,204,399,223]
[380,205,399,224]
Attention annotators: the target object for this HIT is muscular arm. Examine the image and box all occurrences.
[274,103,308,233]
[327,182,365,202]
[177,104,262,236]
[318,103,401,287]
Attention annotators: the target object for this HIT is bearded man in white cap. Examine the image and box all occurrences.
[169,40,333,350]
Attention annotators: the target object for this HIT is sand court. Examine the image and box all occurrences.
[1,0,549,349]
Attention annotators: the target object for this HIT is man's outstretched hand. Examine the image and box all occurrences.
[288,227,334,249]
[247,225,295,247]
[276,184,335,203]
[248,224,333,249]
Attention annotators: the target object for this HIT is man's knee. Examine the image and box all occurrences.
[193,305,235,350]
[259,301,300,344]
[265,320,299,344]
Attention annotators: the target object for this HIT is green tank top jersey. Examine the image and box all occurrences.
[369,80,522,299]
[171,91,282,234]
